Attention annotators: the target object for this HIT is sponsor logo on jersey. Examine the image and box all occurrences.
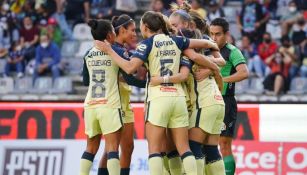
[154,40,174,48]
[2,148,64,175]
[136,44,147,52]
[214,95,223,101]
[160,86,178,92]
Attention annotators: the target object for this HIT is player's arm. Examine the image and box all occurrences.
[188,39,219,51]
[150,66,190,86]
[94,40,143,74]
[210,51,226,66]
[121,70,147,88]
[223,49,249,83]
[183,49,219,72]
[82,58,89,86]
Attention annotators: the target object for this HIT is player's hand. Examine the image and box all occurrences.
[149,76,162,86]
[94,40,112,54]
[213,70,224,92]
[194,68,212,82]
[209,41,219,51]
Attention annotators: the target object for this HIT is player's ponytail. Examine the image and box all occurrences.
[189,11,209,35]
[88,19,113,41]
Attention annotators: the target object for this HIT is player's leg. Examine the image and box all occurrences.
[80,135,101,175]
[119,122,134,175]
[80,108,102,175]
[219,97,237,175]
[204,135,225,175]
[169,97,197,175]
[99,108,124,175]
[146,122,166,175]
[98,151,108,175]
[104,130,122,175]
[166,130,182,175]
[202,105,226,175]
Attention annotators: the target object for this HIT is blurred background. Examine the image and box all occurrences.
[0,0,306,174]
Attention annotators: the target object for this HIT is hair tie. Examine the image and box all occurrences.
[175,10,191,20]
[114,19,134,29]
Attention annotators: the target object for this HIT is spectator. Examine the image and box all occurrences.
[20,16,39,62]
[279,35,300,80]
[207,0,225,22]
[90,0,115,19]
[5,42,25,78]
[151,0,171,16]
[64,0,91,25]
[191,0,207,19]
[263,50,292,95]
[258,32,278,69]
[237,0,270,44]
[281,1,303,36]
[241,35,266,77]
[227,35,236,46]
[33,34,61,82]
[40,17,62,47]
[299,41,307,77]
[291,18,306,46]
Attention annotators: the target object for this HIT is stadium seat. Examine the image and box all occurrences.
[75,41,93,57]
[287,77,307,95]
[0,59,6,74]
[246,78,264,95]
[20,94,40,101]
[236,94,258,102]
[40,94,60,100]
[66,57,84,75]
[73,23,93,40]
[299,95,307,102]
[14,77,33,94]
[61,40,80,57]
[258,95,278,102]
[279,95,299,102]
[235,79,249,94]
[29,77,53,94]
[0,77,14,94]
[130,86,140,102]
[49,77,73,94]
[1,94,20,101]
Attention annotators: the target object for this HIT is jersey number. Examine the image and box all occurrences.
[160,59,173,86]
[92,70,105,98]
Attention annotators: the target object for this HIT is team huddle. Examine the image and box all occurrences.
[80,2,249,175]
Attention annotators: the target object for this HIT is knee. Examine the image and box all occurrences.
[202,145,222,164]
[86,143,100,154]
[121,140,134,155]
[188,140,203,159]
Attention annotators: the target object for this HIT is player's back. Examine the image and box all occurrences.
[84,47,121,109]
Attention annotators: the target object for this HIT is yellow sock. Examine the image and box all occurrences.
[196,158,204,175]
[107,152,120,175]
[182,152,197,175]
[80,152,95,175]
[205,160,225,175]
[169,156,182,175]
[149,154,163,175]
[162,154,171,175]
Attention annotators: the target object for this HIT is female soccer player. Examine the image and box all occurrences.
[94,11,220,175]
[160,3,227,174]
[98,14,146,175]
[80,19,145,175]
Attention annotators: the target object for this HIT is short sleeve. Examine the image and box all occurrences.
[172,36,190,50]
[180,56,193,70]
[112,46,130,61]
[132,39,153,62]
[230,48,246,67]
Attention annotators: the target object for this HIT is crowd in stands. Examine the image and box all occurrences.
[0,0,306,99]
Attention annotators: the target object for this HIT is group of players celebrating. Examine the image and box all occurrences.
[80,1,249,175]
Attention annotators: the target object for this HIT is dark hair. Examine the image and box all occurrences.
[88,19,113,41]
[141,11,169,35]
[189,11,209,35]
[112,14,134,35]
[210,18,229,33]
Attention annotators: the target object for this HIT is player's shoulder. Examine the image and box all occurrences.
[83,47,95,59]
[225,43,238,51]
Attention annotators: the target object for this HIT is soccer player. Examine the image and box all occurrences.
[94,11,220,175]
[80,19,145,175]
[97,14,145,175]
[197,17,249,175]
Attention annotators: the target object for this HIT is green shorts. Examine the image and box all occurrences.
[189,104,225,134]
[145,96,189,128]
[84,107,123,138]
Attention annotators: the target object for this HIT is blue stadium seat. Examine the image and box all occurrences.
[235,79,249,94]
[0,59,6,75]
[287,77,307,95]
[61,40,80,57]
[279,95,299,102]
[258,95,278,102]
[29,77,53,94]
[66,57,84,75]
[73,23,93,40]
[236,94,258,102]
[14,77,33,94]
[49,77,73,94]
[0,77,13,94]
